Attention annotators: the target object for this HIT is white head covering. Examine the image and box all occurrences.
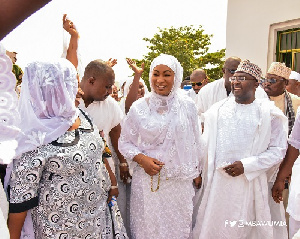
[149,53,183,94]
[15,59,79,157]
[119,54,201,179]
[148,54,183,113]
[289,71,300,81]
[123,76,149,98]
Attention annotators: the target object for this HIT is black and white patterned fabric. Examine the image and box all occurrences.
[9,110,123,238]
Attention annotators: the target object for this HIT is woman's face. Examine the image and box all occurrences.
[151,64,175,96]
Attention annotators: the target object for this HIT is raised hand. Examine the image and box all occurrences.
[126,58,144,75]
[106,58,118,67]
[63,14,79,37]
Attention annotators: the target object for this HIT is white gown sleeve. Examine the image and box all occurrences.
[241,114,288,181]
[118,105,143,168]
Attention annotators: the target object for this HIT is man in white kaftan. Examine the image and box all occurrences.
[193,60,288,239]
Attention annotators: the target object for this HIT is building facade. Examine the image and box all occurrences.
[226,0,300,74]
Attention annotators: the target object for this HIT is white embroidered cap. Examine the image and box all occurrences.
[289,71,300,82]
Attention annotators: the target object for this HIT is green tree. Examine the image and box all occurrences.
[134,25,225,89]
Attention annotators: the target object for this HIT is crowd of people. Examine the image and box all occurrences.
[1,14,300,239]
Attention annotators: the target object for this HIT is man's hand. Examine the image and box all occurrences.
[126,58,144,75]
[193,175,202,189]
[119,164,131,184]
[107,187,119,202]
[272,179,285,203]
[224,161,244,177]
[63,14,79,37]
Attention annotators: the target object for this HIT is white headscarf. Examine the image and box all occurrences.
[149,53,183,93]
[123,76,149,98]
[148,54,184,113]
[15,59,79,158]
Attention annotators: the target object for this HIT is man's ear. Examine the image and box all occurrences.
[284,79,289,86]
[222,68,225,74]
[254,80,259,88]
[88,76,95,85]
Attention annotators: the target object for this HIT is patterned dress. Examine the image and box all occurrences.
[9,110,114,239]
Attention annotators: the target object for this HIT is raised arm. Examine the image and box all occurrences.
[63,14,79,69]
[125,58,144,114]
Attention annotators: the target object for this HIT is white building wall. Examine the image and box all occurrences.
[226,0,300,74]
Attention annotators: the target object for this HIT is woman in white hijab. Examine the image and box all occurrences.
[7,59,126,239]
[119,54,202,239]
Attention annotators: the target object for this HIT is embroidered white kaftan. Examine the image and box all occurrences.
[193,97,288,239]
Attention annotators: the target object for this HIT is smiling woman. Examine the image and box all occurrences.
[119,54,203,238]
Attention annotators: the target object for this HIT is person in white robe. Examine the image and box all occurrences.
[0,43,17,239]
[272,108,300,238]
[195,56,268,119]
[119,54,202,239]
[193,59,288,239]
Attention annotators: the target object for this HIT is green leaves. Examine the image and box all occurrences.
[134,25,225,89]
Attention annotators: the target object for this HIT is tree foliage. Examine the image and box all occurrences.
[134,25,225,89]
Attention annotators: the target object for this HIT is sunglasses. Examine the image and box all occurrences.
[260,78,284,84]
[191,79,206,87]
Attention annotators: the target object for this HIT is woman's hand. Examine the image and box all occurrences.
[126,58,144,75]
[135,154,164,176]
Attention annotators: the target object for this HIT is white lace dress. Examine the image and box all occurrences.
[119,92,201,239]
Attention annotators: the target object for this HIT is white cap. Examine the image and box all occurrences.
[289,71,300,81]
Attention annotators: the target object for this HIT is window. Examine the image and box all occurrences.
[276,28,300,72]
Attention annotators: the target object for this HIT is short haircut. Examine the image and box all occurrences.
[224,56,241,68]
[83,59,115,81]
[190,69,207,79]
